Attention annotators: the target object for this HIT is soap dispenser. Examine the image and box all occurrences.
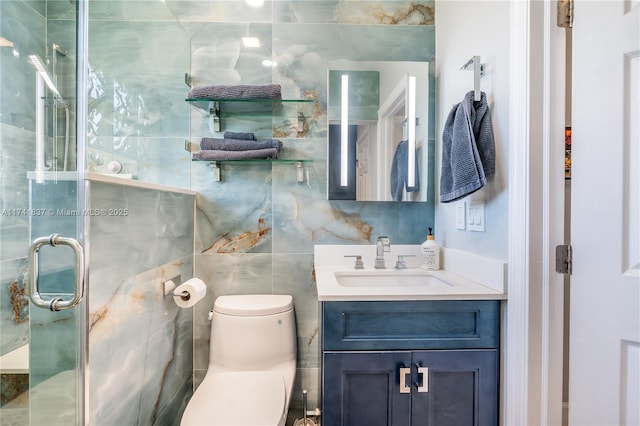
[420,227,440,271]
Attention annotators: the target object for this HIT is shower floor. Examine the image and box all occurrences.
[0,370,75,426]
[0,386,28,426]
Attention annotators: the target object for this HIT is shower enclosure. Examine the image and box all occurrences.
[1,0,88,424]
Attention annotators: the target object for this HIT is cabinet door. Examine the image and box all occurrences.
[323,351,411,426]
[411,350,498,426]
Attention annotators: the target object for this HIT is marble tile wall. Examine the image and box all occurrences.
[0,123,35,360]
[1,0,80,365]
[87,181,195,425]
[0,0,47,360]
[86,16,192,187]
[0,1,51,378]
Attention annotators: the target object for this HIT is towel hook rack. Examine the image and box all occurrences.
[460,55,485,101]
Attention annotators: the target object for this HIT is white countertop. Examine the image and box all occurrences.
[314,245,507,302]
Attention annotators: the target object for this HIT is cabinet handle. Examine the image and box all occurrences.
[416,366,429,393]
[400,367,411,394]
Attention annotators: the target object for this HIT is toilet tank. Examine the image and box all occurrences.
[209,294,297,371]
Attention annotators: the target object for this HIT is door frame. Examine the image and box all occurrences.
[505,1,566,425]
[377,77,407,200]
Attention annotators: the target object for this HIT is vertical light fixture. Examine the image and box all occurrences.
[29,55,59,183]
[407,75,417,188]
[29,55,62,98]
[340,74,349,187]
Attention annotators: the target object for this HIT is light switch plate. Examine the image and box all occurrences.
[467,201,486,232]
[455,202,466,230]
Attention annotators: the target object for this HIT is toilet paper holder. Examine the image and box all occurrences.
[163,278,190,301]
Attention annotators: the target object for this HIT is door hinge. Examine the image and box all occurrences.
[557,0,573,28]
[555,244,572,275]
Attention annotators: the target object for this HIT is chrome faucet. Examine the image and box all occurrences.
[375,236,390,269]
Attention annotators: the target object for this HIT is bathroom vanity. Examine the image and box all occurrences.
[314,245,506,426]
[321,300,499,425]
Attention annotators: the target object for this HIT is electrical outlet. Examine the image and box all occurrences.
[455,202,466,230]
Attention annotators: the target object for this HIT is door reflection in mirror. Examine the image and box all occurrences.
[327,61,429,201]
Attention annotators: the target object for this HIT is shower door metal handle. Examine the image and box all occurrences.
[28,234,85,311]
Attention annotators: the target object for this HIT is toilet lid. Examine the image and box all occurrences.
[182,371,285,426]
[214,294,293,316]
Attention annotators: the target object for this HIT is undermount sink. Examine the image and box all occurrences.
[334,270,452,288]
[314,244,507,301]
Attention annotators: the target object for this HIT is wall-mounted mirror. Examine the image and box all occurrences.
[327,61,429,202]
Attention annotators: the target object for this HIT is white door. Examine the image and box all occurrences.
[356,125,371,200]
[570,1,640,424]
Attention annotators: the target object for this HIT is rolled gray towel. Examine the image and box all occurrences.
[200,138,283,152]
[193,148,279,161]
[187,84,282,100]
[223,131,256,140]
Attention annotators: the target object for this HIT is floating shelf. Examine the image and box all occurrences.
[191,158,313,164]
[185,98,315,132]
[191,158,313,183]
[185,97,314,114]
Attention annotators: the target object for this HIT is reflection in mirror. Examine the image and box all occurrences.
[327,61,429,202]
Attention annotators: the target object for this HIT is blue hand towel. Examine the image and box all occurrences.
[390,140,420,201]
[439,91,495,203]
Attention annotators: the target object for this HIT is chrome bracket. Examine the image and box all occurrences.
[209,102,221,132]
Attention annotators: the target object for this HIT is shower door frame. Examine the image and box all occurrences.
[76,0,90,423]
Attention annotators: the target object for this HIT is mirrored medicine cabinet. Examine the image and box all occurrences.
[327,60,430,202]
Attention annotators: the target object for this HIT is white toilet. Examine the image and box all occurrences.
[181,294,297,426]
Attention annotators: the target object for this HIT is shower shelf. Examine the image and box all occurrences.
[191,158,313,183]
[185,97,315,132]
[191,158,313,163]
[185,97,315,111]
[185,97,316,181]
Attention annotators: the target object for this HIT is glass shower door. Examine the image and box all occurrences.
[26,181,86,426]
[0,0,87,424]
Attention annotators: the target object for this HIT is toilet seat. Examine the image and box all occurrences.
[181,371,286,426]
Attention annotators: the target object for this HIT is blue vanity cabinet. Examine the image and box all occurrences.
[321,300,500,426]
[323,351,412,425]
[410,349,498,426]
